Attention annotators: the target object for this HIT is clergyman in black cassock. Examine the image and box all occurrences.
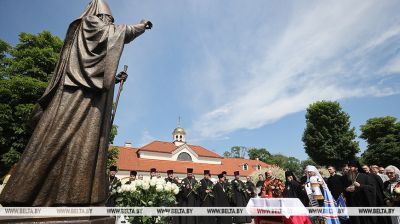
[199,170,216,224]
[282,171,302,198]
[106,165,121,207]
[231,171,251,224]
[245,176,256,199]
[213,173,232,224]
[124,170,137,185]
[326,166,345,200]
[165,170,179,185]
[179,168,199,224]
[343,161,377,224]
[164,170,179,224]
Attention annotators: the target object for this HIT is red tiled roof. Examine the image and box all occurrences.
[115,146,269,176]
[138,141,221,158]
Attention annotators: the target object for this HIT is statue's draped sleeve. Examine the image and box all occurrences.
[33,16,145,127]
[63,16,145,91]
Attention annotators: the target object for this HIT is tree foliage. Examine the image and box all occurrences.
[223,146,247,158]
[107,124,120,169]
[228,146,303,176]
[248,147,271,161]
[360,116,400,166]
[0,31,63,177]
[302,101,359,168]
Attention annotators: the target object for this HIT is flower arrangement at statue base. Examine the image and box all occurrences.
[113,177,180,224]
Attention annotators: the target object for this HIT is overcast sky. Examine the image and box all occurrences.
[1,0,400,160]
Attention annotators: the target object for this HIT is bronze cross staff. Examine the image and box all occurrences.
[111,65,128,127]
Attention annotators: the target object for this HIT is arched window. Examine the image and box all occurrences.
[177,152,192,161]
[243,164,248,171]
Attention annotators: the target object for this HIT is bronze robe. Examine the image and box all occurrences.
[0,11,145,206]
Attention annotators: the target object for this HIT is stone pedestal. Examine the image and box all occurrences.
[0,216,115,224]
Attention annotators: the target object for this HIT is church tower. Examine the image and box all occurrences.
[172,117,186,146]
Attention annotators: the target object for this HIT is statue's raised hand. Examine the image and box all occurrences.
[140,19,153,29]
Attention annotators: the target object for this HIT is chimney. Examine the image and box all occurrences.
[124,142,132,147]
[255,158,259,161]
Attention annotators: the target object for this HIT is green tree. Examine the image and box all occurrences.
[300,157,317,168]
[223,151,232,158]
[109,124,118,144]
[302,101,359,167]
[247,147,271,162]
[267,154,288,167]
[360,116,400,166]
[283,156,301,172]
[223,146,247,158]
[0,31,63,177]
[107,125,120,169]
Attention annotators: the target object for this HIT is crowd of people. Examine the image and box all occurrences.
[107,162,400,224]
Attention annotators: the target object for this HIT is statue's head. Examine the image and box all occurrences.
[81,0,114,23]
[96,0,114,23]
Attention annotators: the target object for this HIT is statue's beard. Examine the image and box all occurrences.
[347,171,357,182]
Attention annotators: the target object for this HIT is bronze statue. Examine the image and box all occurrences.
[0,0,152,206]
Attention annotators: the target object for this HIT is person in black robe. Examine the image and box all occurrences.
[165,169,179,185]
[199,170,216,224]
[245,176,256,199]
[283,170,302,198]
[124,170,137,185]
[213,173,232,224]
[150,168,157,179]
[343,160,377,224]
[326,166,345,200]
[106,165,121,206]
[231,171,251,224]
[298,168,310,206]
[165,170,179,224]
[222,171,230,185]
[179,168,199,224]
[255,174,264,188]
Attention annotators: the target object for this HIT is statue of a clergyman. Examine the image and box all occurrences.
[0,0,152,206]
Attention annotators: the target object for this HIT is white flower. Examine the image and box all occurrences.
[157,179,166,186]
[121,185,129,192]
[143,179,150,185]
[150,178,157,187]
[164,184,172,192]
[156,184,163,192]
[117,188,122,193]
[129,185,137,192]
[142,182,150,190]
[130,181,136,187]
[135,180,142,188]
[173,188,180,195]
[171,183,178,191]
